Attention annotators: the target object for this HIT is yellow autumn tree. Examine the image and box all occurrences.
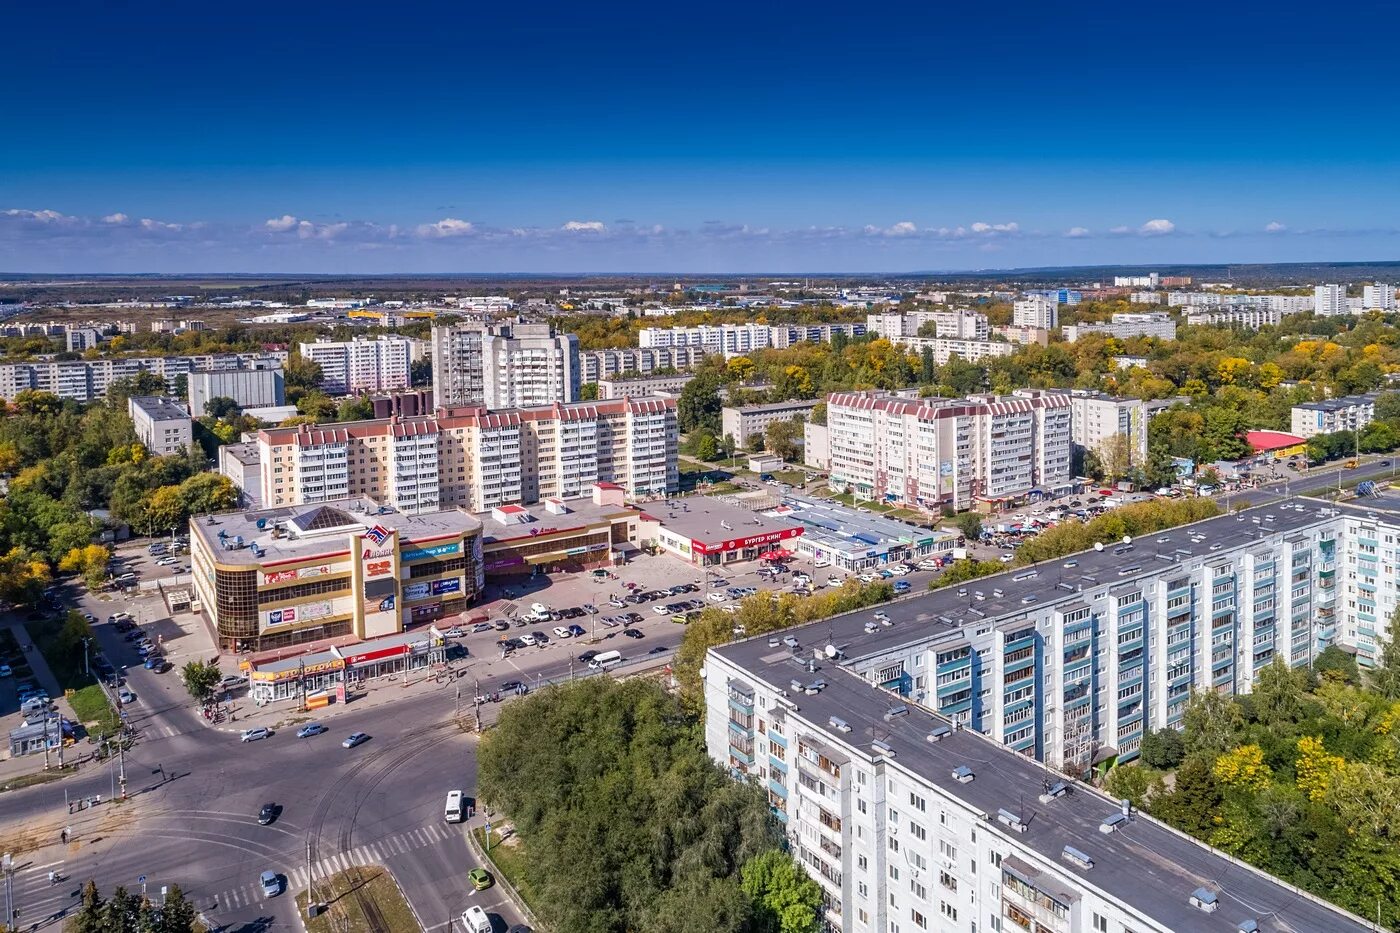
[1295,735,1345,802]
[1212,744,1271,792]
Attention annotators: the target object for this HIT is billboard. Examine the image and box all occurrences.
[263,599,334,627]
[403,582,431,601]
[360,528,400,637]
[401,542,461,562]
[431,577,461,595]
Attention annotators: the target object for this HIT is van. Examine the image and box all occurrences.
[460,906,491,933]
[444,790,465,823]
[588,650,623,671]
[116,572,137,583]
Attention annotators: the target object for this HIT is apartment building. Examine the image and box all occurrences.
[702,499,1381,933]
[1128,290,1164,304]
[1314,283,1350,316]
[866,311,988,341]
[65,328,103,352]
[825,389,1071,511]
[1363,282,1396,310]
[992,324,1050,346]
[1012,295,1058,329]
[431,320,579,408]
[1167,292,1313,313]
[127,396,193,456]
[895,336,1015,365]
[579,346,708,383]
[638,322,864,359]
[1184,306,1282,329]
[1029,287,1082,305]
[1062,312,1176,342]
[721,399,820,447]
[187,363,286,414]
[1291,394,1377,438]
[298,336,415,395]
[1067,390,1148,466]
[596,373,693,399]
[1113,273,1161,287]
[258,397,679,513]
[0,352,286,402]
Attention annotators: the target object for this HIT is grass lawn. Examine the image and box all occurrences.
[473,826,535,905]
[773,469,807,485]
[68,683,120,735]
[295,865,418,933]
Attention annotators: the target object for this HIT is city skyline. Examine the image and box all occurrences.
[6,1,1400,272]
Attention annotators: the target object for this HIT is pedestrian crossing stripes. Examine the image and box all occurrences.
[211,823,455,909]
[8,858,72,923]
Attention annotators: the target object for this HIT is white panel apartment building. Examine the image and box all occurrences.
[1290,394,1377,438]
[1012,295,1058,329]
[127,396,193,456]
[865,311,988,341]
[722,399,820,447]
[702,496,1397,933]
[638,322,865,359]
[0,352,286,402]
[1184,306,1282,328]
[1314,283,1350,316]
[1062,312,1176,342]
[258,396,678,513]
[825,390,1071,511]
[431,321,579,408]
[895,336,1014,365]
[579,346,708,383]
[1066,390,1148,465]
[298,336,414,395]
[1363,282,1396,310]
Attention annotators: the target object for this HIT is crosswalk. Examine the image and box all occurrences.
[213,822,457,909]
[7,856,74,926]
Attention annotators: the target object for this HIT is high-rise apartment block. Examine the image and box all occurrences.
[703,494,1384,933]
[257,396,677,512]
[1291,394,1378,438]
[1012,295,1059,329]
[1066,390,1148,466]
[866,310,988,340]
[825,390,1072,511]
[579,346,708,383]
[431,321,579,408]
[298,336,416,395]
[1363,282,1396,310]
[127,396,193,456]
[638,322,864,359]
[1314,283,1349,316]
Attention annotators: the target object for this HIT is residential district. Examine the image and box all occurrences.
[1,273,1400,932]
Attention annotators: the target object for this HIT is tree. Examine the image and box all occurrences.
[295,390,337,420]
[807,401,826,426]
[578,382,599,401]
[283,352,322,390]
[1315,645,1360,685]
[157,883,197,933]
[202,396,242,419]
[1213,744,1272,792]
[1182,690,1244,757]
[181,660,222,705]
[1295,735,1345,802]
[100,886,140,932]
[678,370,725,435]
[337,396,374,422]
[71,880,106,933]
[764,419,802,462]
[58,543,112,589]
[1095,434,1134,479]
[1140,727,1185,769]
[740,850,822,933]
[951,513,982,542]
[1250,656,1307,726]
[693,433,719,462]
[1152,754,1221,837]
[1104,763,1162,809]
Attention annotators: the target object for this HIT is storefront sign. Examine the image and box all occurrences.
[263,599,334,627]
[249,657,344,682]
[403,582,431,601]
[401,542,461,561]
[262,565,335,586]
[692,527,802,555]
[485,555,525,571]
[341,644,411,666]
[431,577,461,595]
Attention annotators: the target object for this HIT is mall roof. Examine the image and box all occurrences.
[1244,430,1307,452]
[769,493,955,556]
[192,497,482,566]
[656,496,801,546]
[477,496,642,545]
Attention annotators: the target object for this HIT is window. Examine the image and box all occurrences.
[858,855,867,870]
[909,792,926,812]
[910,822,927,841]
[939,870,957,891]
[1092,915,1108,933]
[940,902,957,921]
[911,910,928,929]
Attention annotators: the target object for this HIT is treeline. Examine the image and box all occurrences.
[1106,641,1400,929]
[477,679,823,933]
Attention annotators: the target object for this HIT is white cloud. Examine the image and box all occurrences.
[3,208,73,223]
[1065,226,1091,238]
[415,218,476,238]
[1265,221,1287,233]
[297,220,347,240]
[970,221,1019,235]
[885,221,918,236]
[562,220,606,232]
[1138,218,1175,236]
[139,218,183,232]
[1108,225,1131,235]
[102,213,129,225]
[264,214,299,232]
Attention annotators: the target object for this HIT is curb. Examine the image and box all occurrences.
[466,825,545,932]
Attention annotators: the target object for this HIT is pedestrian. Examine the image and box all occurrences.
[61,829,68,844]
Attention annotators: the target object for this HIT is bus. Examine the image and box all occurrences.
[588,650,623,671]
[444,790,465,823]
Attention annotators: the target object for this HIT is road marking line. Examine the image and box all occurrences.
[409,827,428,845]
[290,868,307,887]
[28,860,65,872]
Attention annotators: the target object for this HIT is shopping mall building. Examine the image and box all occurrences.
[190,498,484,654]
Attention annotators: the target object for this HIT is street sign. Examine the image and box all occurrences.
[137,875,146,884]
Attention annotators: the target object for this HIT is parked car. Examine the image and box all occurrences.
[518,633,538,647]
[552,626,573,639]
[812,558,830,568]
[471,622,494,634]
[894,581,911,593]
[567,623,587,637]
[493,620,510,631]
[529,631,549,645]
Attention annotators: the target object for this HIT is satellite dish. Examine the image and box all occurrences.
[1122,535,1132,545]
[825,644,838,659]
[1094,542,1104,552]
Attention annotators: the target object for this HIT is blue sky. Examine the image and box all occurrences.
[4,1,1400,273]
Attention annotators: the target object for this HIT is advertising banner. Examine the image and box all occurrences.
[431,577,461,595]
[401,542,461,562]
[403,582,431,601]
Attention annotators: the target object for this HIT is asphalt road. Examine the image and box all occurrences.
[1235,456,1398,506]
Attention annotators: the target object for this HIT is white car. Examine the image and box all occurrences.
[518,633,538,647]
[812,558,831,568]
[154,556,178,566]
[529,603,550,616]
[721,605,740,615]
[887,566,910,576]
[707,592,729,603]
[240,727,271,743]
[857,573,878,583]
[552,626,573,639]
[653,605,672,615]
[827,576,842,587]
[918,560,941,571]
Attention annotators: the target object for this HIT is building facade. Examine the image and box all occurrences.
[0,352,286,403]
[1062,312,1177,342]
[298,336,414,395]
[431,321,579,408]
[187,363,286,414]
[722,399,820,447]
[190,499,483,654]
[1363,282,1396,310]
[1066,390,1148,467]
[639,322,864,359]
[596,373,693,399]
[128,395,193,456]
[1291,394,1378,438]
[579,346,708,383]
[1314,283,1349,316]
[825,390,1072,512]
[1012,295,1059,329]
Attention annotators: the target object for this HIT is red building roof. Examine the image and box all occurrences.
[1245,430,1307,452]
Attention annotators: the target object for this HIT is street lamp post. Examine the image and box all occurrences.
[2,852,13,927]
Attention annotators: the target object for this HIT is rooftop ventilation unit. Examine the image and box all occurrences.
[871,739,895,758]
[1189,887,1218,913]
[951,765,974,783]
[996,808,1027,833]
[926,725,952,742]
[829,716,852,733]
[1038,780,1069,803]
[1236,920,1259,933]
[1098,812,1128,834]
[884,704,909,721]
[1061,845,1093,870]
[782,636,799,649]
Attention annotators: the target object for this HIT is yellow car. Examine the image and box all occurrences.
[468,868,493,891]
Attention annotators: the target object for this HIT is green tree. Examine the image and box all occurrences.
[578,382,599,401]
[1152,754,1222,838]
[336,395,374,422]
[693,433,719,462]
[1182,690,1244,757]
[100,886,140,932]
[1140,727,1185,769]
[181,660,222,705]
[1315,645,1360,685]
[1251,656,1308,726]
[202,396,242,419]
[678,370,725,435]
[157,883,197,933]
[951,513,982,542]
[740,850,822,933]
[764,418,802,461]
[71,880,106,933]
[283,352,322,390]
[1104,763,1162,809]
[1370,619,1400,700]
[807,401,826,426]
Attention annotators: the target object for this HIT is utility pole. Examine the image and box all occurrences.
[118,732,128,800]
[42,716,50,771]
[2,852,12,928]
[306,837,316,919]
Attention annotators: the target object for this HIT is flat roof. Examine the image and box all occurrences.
[221,442,260,468]
[1295,394,1376,412]
[722,648,1371,933]
[192,497,482,566]
[657,496,801,546]
[130,395,191,421]
[769,493,956,556]
[717,496,1345,680]
[477,496,641,546]
[723,399,819,415]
